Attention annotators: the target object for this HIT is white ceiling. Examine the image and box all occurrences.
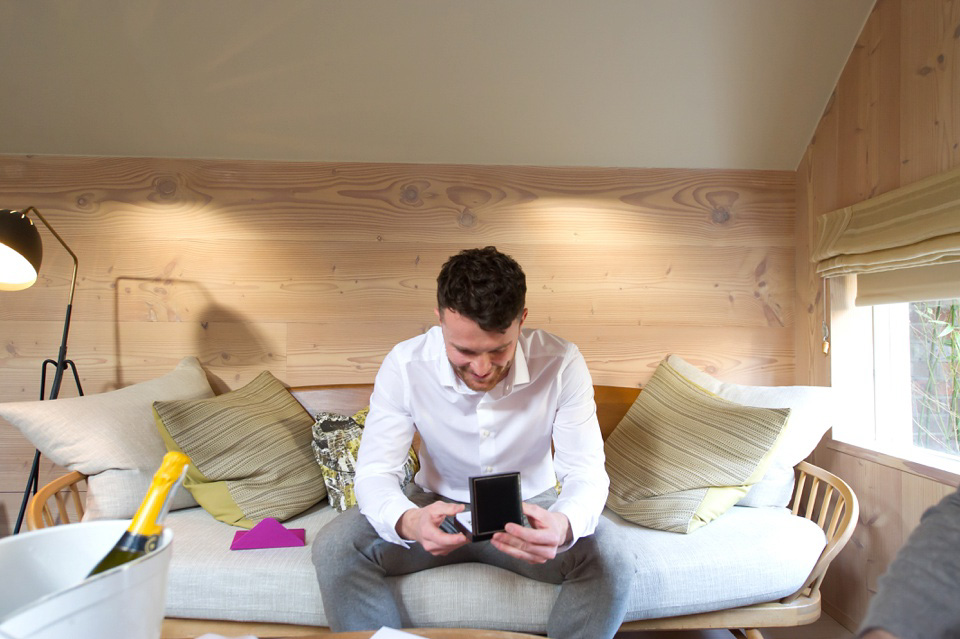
[0,0,875,171]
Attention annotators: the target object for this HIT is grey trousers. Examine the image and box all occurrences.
[311,484,633,639]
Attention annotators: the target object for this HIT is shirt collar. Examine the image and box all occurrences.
[510,337,530,387]
[437,330,531,397]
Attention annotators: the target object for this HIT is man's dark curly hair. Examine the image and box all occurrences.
[436,246,526,332]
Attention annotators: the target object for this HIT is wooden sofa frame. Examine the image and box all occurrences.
[27,384,859,639]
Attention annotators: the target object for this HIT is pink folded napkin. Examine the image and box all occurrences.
[230,517,306,550]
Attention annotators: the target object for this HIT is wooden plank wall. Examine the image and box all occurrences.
[0,156,796,536]
[795,0,960,630]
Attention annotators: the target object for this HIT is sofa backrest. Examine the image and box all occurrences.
[291,384,640,441]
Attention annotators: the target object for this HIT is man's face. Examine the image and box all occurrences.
[436,307,527,392]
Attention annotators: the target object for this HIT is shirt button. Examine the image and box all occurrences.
[485,466,494,473]
[480,429,490,439]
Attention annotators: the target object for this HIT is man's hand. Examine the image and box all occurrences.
[490,502,572,564]
[397,501,469,556]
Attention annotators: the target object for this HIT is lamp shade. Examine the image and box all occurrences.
[0,209,43,291]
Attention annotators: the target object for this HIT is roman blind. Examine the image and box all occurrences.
[811,165,960,306]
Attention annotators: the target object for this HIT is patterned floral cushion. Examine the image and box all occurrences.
[311,407,419,512]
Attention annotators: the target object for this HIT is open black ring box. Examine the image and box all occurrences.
[441,471,523,542]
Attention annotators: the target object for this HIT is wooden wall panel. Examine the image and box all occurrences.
[0,155,795,536]
[795,0,960,630]
[900,0,960,183]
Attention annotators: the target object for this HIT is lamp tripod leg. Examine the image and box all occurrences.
[12,358,84,535]
[12,450,42,534]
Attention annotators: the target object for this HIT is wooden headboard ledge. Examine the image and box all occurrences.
[291,384,640,441]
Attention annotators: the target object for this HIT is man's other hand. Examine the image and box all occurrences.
[491,502,572,564]
[397,501,469,556]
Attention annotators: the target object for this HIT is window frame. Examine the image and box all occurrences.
[827,276,960,482]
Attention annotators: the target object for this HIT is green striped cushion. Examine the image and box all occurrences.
[605,359,790,533]
[153,371,326,528]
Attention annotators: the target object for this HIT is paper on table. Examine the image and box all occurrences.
[194,626,417,638]
[372,628,422,638]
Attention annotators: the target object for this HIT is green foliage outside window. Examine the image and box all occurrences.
[910,299,960,456]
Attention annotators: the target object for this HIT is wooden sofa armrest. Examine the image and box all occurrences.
[26,470,87,531]
[781,460,859,603]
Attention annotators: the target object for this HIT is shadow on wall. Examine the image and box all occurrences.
[112,277,279,393]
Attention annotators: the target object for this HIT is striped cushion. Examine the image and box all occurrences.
[153,371,326,528]
[604,359,790,533]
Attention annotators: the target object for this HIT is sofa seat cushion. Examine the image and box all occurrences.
[163,503,826,630]
[613,506,825,622]
[164,503,335,625]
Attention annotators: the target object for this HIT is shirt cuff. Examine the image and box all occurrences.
[357,480,420,547]
[549,502,586,552]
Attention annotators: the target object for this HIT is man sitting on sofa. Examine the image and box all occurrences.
[312,246,631,639]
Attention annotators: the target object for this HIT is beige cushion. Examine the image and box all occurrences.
[0,356,213,519]
[665,354,834,507]
[605,358,790,533]
[153,370,326,528]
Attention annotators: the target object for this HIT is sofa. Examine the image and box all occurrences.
[8,355,858,638]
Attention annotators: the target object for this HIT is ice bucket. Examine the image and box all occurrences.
[0,520,173,639]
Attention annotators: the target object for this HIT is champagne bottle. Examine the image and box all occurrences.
[87,451,190,577]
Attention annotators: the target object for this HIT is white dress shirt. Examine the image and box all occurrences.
[355,326,609,548]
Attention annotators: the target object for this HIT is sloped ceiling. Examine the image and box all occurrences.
[0,0,875,170]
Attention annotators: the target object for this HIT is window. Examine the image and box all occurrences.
[832,289,960,475]
[904,300,960,456]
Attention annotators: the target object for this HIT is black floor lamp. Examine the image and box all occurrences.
[0,207,83,534]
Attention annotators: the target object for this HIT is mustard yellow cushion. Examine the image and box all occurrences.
[605,359,790,533]
[153,371,325,528]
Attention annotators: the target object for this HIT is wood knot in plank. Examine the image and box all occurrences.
[458,209,477,228]
[75,193,98,211]
[151,176,180,202]
[400,181,432,207]
[755,258,768,278]
[711,207,731,224]
[401,184,420,204]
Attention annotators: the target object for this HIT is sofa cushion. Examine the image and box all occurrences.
[604,358,790,533]
[666,354,835,508]
[162,504,825,630]
[0,356,213,520]
[153,370,325,528]
[311,407,419,513]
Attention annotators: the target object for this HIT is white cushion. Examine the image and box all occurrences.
[612,506,825,622]
[163,504,825,630]
[0,357,214,519]
[666,354,834,507]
